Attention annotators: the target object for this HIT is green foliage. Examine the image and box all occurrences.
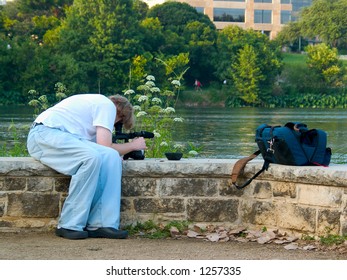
[232,45,264,104]
[299,0,347,48]
[259,92,347,109]
[0,121,29,157]
[1,0,347,108]
[319,228,347,246]
[125,74,199,158]
[28,81,68,117]
[124,220,190,239]
[306,43,346,87]
[147,1,218,85]
[217,25,282,105]
[147,2,214,33]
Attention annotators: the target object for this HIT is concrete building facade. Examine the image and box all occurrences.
[175,0,312,39]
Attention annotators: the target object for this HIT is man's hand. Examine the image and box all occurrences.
[95,126,148,156]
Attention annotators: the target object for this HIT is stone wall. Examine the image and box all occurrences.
[1,157,346,237]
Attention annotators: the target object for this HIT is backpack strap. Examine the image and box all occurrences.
[231,150,272,190]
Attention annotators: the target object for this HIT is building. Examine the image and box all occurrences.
[172,0,312,39]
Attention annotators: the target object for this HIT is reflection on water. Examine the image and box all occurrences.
[1,106,347,163]
[174,107,347,163]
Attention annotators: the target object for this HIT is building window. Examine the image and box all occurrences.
[254,10,272,24]
[213,8,245,22]
[280,0,291,3]
[254,0,272,3]
[281,10,291,24]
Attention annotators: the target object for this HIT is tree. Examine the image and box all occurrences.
[306,43,346,88]
[54,0,147,93]
[274,22,308,52]
[232,45,264,104]
[216,25,283,103]
[299,0,347,48]
[147,2,214,33]
[147,2,218,85]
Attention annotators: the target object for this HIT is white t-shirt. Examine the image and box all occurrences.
[35,94,116,142]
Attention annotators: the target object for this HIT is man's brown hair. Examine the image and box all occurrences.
[109,94,135,130]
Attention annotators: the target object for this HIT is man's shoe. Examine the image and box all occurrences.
[87,227,128,239]
[55,228,88,240]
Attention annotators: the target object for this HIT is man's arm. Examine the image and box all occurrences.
[96,126,147,156]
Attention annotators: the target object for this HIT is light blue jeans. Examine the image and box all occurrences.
[27,125,122,231]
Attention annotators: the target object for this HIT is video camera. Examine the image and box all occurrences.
[113,123,154,160]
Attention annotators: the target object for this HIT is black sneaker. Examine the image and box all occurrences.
[55,228,88,240]
[87,227,128,239]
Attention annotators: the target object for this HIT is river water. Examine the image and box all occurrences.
[1,105,347,163]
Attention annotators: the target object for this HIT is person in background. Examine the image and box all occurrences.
[27,94,146,240]
[194,79,202,91]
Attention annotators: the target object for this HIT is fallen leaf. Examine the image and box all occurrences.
[284,243,299,250]
[206,233,220,242]
[170,226,180,238]
[229,227,247,235]
[303,245,317,251]
[187,230,199,238]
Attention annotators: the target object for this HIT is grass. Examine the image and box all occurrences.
[177,86,229,107]
[282,52,307,67]
[283,51,347,66]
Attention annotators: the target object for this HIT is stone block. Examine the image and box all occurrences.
[0,219,12,228]
[219,180,246,197]
[252,181,272,199]
[120,198,132,212]
[122,178,157,196]
[134,198,185,213]
[341,221,347,236]
[241,200,276,226]
[297,184,343,207]
[2,177,26,191]
[187,198,238,222]
[54,177,70,192]
[7,193,60,218]
[159,178,218,197]
[27,177,54,192]
[276,202,316,232]
[273,182,296,198]
[317,209,341,235]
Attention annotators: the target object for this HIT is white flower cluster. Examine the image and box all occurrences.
[160,141,169,147]
[153,130,161,138]
[124,89,135,95]
[146,75,155,81]
[133,105,141,111]
[150,87,161,93]
[138,95,148,102]
[136,111,147,117]
[173,143,184,151]
[162,107,175,113]
[152,97,162,104]
[145,81,155,87]
[171,80,181,87]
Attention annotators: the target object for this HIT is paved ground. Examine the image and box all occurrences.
[0,231,346,260]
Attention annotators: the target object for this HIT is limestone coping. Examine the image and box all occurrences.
[1,157,347,187]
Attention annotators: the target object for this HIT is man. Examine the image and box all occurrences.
[27,94,146,240]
